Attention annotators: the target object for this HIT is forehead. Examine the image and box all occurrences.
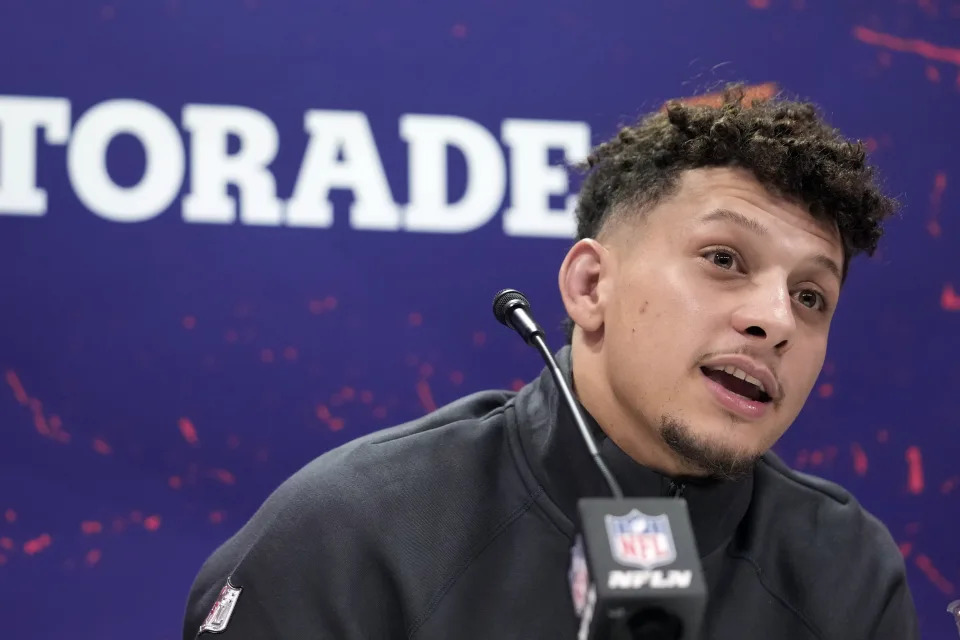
[624,167,843,259]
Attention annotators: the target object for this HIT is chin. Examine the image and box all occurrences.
[659,416,764,480]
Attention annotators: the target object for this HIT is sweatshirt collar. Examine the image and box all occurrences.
[514,345,753,559]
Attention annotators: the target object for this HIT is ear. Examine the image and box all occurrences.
[558,239,610,335]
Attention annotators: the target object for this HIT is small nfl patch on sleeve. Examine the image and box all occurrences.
[199,578,243,634]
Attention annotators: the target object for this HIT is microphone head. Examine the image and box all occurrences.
[492,289,532,326]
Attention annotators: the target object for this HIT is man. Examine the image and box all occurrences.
[183,86,918,639]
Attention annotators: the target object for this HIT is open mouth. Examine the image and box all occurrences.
[700,366,772,403]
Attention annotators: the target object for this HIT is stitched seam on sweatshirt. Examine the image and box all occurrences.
[406,487,544,638]
[371,406,508,446]
[865,576,904,638]
[728,549,824,639]
[529,490,574,539]
[503,400,576,540]
[760,457,848,505]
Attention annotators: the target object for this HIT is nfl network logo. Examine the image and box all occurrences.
[605,509,677,569]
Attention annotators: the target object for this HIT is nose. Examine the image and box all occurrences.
[731,276,796,351]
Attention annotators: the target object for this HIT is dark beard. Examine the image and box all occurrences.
[660,416,760,481]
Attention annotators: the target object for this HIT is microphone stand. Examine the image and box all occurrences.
[493,289,698,640]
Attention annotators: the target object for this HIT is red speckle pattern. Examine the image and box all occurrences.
[906,446,925,494]
[23,534,52,556]
[853,25,960,66]
[851,443,869,476]
[178,417,199,445]
[81,521,102,535]
[84,549,101,567]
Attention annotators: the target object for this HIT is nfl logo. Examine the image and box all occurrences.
[605,509,677,569]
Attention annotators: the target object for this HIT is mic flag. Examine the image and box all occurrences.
[572,498,707,640]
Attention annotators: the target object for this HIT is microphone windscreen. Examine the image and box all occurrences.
[492,289,531,325]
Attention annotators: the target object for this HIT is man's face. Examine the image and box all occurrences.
[584,167,844,478]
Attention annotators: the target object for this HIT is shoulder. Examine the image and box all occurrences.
[184,389,532,637]
[753,452,898,552]
[207,388,520,554]
[287,389,520,512]
[739,452,910,638]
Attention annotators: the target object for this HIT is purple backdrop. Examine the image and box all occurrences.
[1,0,958,638]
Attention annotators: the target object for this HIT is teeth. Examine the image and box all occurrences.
[710,365,767,394]
[743,373,765,393]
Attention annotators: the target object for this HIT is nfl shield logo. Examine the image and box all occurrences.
[605,509,677,569]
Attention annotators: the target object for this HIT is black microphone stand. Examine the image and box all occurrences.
[493,289,691,640]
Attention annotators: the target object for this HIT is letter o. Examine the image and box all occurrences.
[68,100,184,222]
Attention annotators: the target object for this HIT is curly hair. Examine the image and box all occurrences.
[563,84,897,341]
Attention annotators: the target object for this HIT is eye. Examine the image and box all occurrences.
[795,289,827,311]
[703,248,743,272]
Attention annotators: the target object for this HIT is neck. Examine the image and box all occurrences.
[570,337,705,480]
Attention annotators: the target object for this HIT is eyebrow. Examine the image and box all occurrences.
[700,208,843,283]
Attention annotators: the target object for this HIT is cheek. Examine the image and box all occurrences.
[604,286,693,392]
[605,258,716,358]
[609,268,711,360]
[618,263,703,321]
[785,343,829,407]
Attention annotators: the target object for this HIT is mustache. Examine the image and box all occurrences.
[697,345,785,402]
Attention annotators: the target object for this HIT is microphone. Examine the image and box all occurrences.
[492,289,707,640]
[493,289,622,498]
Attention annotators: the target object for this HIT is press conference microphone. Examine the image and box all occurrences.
[492,289,707,640]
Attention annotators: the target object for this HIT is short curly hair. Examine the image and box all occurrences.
[563,84,897,341]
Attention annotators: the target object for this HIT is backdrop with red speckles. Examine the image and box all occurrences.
[0,0,958,638]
